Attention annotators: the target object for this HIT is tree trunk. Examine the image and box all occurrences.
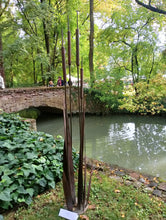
[89,0,95,86]
[41,63,45,85]
[0,0,5,82]
[52,30,58,69]
[0,33,5,81]
[40,0,50,72]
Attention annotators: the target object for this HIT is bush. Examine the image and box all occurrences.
[85,79,124,113]
[119,74,166,115]
[0,113,79,210]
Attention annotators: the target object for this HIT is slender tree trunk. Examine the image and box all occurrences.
[0,33,5,80]
[42,20,50,55]
[40,0,50,71]
[131,46,139,95]
[52,31,59,69]
[147,52,154,83]
[89,0,95,86]
[10,62,13,87]
[31,48,36,84]
[33,59,36,84]
[0,1,5,82]
[41,63,44,85]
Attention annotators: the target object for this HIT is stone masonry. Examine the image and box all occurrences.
[0,87,79,114]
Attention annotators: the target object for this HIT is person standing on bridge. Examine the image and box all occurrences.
[57,76,64,86]
[0,74,5,89]
[48,77,54,87]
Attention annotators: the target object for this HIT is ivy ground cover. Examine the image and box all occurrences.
[0,113,78,211]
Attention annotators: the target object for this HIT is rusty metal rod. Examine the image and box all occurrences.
[61,31,66,84]
[62,28,76,210]
[76,11,84,210]
[80,60,87,209]
[68,16,72,138]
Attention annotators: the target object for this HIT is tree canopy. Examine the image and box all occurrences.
[0,0,166,108]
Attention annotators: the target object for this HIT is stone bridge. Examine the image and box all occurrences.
[0,87,80,114]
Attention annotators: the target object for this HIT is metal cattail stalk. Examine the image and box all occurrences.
[80,59,87,209]
[76,11,80,113]
[61,14,92,213]
[62,29,76,211]
[77,16,86,211]
[68,16,72,138]
[62,30,66,86]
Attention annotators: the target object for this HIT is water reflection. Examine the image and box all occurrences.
[37,114,166,180]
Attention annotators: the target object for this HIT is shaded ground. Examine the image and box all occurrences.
[2,159,166,220]
[86,158,166,203]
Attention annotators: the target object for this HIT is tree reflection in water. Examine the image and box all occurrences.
[37,114,166,180]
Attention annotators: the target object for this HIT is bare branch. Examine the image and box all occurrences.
[135,0,166,15]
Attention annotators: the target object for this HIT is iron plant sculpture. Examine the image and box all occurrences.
[61,12,92,213]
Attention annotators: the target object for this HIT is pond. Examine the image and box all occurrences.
[37,114,166,180]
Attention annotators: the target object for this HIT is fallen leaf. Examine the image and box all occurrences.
[88,204,96,210]
[80,215,89,220]
[114,189,121,193]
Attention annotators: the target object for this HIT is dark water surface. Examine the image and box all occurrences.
[37,114,166,180]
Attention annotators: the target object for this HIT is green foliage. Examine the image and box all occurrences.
[88,78,124,112]
[87,173,166,219]
[3,171,166,219]
[0,113,79,210]
[18,108,40,119]
[96,0,164,86]
[1,0,166,88]
[119,74,166,115]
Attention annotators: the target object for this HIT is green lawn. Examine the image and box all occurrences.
[3,170,166,220]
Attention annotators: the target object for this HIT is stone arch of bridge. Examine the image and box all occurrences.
[0,87,69,114]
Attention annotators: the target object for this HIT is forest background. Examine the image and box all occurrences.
[1,0,166,115]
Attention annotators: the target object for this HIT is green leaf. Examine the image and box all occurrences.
[38,157,46,163]
[18,198,25,203]
[37,178,47,187]
[9,184,18,192]
[17,186,27,194]
[16,171,24,176]
[1,175,13,186]
[24,196,33,205]
[7,153,15,161]
[26,152,37,159]
[48,181,55,189]
[26,188,34,197]
[22,168,31,177]
[45,170,54,180]
[34,165,43,171]
[0,189,12,202]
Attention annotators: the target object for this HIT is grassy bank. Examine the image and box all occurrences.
[3,169,166,220]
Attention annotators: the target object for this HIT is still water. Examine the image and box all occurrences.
[37,114,166,180]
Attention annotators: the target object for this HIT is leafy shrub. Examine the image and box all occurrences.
[0,113,79,210]
[119,74,166,115]
[89,79,124,112]
[18,108,40,119]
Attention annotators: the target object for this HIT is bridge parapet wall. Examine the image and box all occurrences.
[0,87,79,113]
